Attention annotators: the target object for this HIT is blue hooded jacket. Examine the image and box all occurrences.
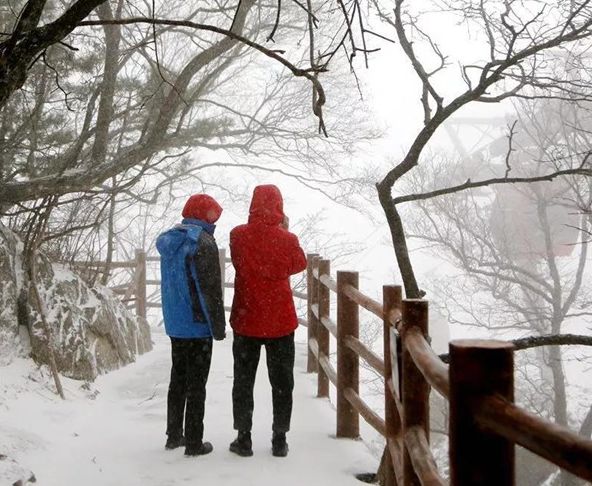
[156,218,226,339]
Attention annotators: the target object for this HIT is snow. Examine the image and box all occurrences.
[0,326,377,486]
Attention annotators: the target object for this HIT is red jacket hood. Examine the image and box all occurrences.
[182,194,223,223]
[248,185,284,226]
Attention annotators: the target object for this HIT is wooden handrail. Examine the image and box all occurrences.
[311,336,337,385]
[68,260,136,269]
[344,387,386,437]
[293,289,307,300]
[342,283,384,320]
[344,335,384,375]
[319,355,337,386]
[405,327,450,399]
[405,426,445,486]
[320,316,337,337]
[109,282,131,290]
[309,337,319,359]
[477,394,592,482]
[319,273,338,292]
[110,287,128,295]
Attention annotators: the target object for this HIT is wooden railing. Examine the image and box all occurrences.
[301,253,592,485]
[66,248,233,320]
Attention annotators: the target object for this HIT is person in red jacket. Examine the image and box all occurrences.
[229,184,307,458]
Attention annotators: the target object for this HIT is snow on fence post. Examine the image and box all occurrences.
[134,249,147,323]
[336,270,360,438]
[401,299,429,486]
[449,340,515,485]
[383,285,403,486]
[219,248,226,304]
[317,259,331,398]
[306,253,319,373]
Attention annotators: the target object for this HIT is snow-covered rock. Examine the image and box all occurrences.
[0,454,36,486]
[0,223,152,380]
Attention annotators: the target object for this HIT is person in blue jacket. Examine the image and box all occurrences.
[156,194,226,456]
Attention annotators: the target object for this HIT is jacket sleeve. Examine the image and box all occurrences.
[194,233,226,340]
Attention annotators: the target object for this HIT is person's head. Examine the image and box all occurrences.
[248,185,284,226]
[182,194,223,224]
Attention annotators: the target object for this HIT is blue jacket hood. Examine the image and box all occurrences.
[156,219,215,257]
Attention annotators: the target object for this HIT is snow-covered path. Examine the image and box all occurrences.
[1,327,376,485]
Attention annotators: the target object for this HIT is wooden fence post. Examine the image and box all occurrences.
[401,299,429,486]
[306,253,319,373]
[317,259,331,398]
[219,248,226,304]
[449,340,515,485]
[383,285,403,486]
[134,249,147,323]
[336,270,359,438]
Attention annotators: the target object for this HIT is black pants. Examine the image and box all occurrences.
[166,337,212,447]
[232,332,295,434]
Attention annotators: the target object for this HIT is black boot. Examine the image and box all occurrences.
[271,432,288,457]
[184,441,213,457]
[229,431,253,457]
[165,435,185,450]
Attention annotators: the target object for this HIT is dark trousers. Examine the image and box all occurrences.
[166,337,212,446]
[232,332,295,434]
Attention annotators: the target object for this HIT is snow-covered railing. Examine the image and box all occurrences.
[302,254,592,486]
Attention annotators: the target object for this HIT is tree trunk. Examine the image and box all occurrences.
[377,184,421,299]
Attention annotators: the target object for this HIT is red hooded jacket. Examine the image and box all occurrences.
[230,185,307,338]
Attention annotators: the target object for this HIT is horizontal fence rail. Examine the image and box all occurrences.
[64,249,233,324]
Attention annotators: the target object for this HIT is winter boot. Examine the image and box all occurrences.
[229,431,253,457]
[271,432,289,457]
[165,435,185,450]
[184,441,214,457]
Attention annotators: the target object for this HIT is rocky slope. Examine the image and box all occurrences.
[0,223,152,380]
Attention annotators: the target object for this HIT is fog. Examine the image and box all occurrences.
[1,0,592,485]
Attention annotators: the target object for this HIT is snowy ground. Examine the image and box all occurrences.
[0,326,377,486]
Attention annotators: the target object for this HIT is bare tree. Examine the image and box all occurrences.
[372,0,592,298]
[0,0,382,209]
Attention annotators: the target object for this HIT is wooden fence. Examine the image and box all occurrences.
[68,249,232,320]
[74,248,592,484]
[301,253,592,485]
